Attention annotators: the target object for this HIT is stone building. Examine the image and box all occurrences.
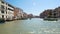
[14,8,23,20]
[40,6,60,18]
[54,7,60,18]
[40,9,53,18]
[0,0,28,20]
[0,0,14,20]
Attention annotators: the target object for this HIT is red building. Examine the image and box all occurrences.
[14,8,19,19]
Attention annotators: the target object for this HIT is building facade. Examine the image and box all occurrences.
[0,0,7,20]
[40,9,53,18]
[54,7,60,18]
[40,7,60,18]
[0,0,28,20]
[0,0,14,20]
[22,12,28,19]
[14,8,24,20]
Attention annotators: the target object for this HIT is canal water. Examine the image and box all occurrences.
[0,18,60,34]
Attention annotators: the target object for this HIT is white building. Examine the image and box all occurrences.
[0,0,14,20]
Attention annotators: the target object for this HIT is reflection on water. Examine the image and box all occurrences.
[0,18,60,34]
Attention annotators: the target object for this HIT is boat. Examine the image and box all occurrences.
[0,18,5,23]
[44,18,58,21]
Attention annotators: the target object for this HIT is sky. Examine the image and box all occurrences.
[5,0,60,16]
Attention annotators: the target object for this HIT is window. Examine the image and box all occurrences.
[6,7,7,10]
[8,8,13,11]
[8,4,14,8]
[2,15,4,18]
[1,10,4,13]
[6,11,7,14]
[1,1,4,4]
[6,16,7,18]
[1,5,4,9]
[54,11,56,12]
